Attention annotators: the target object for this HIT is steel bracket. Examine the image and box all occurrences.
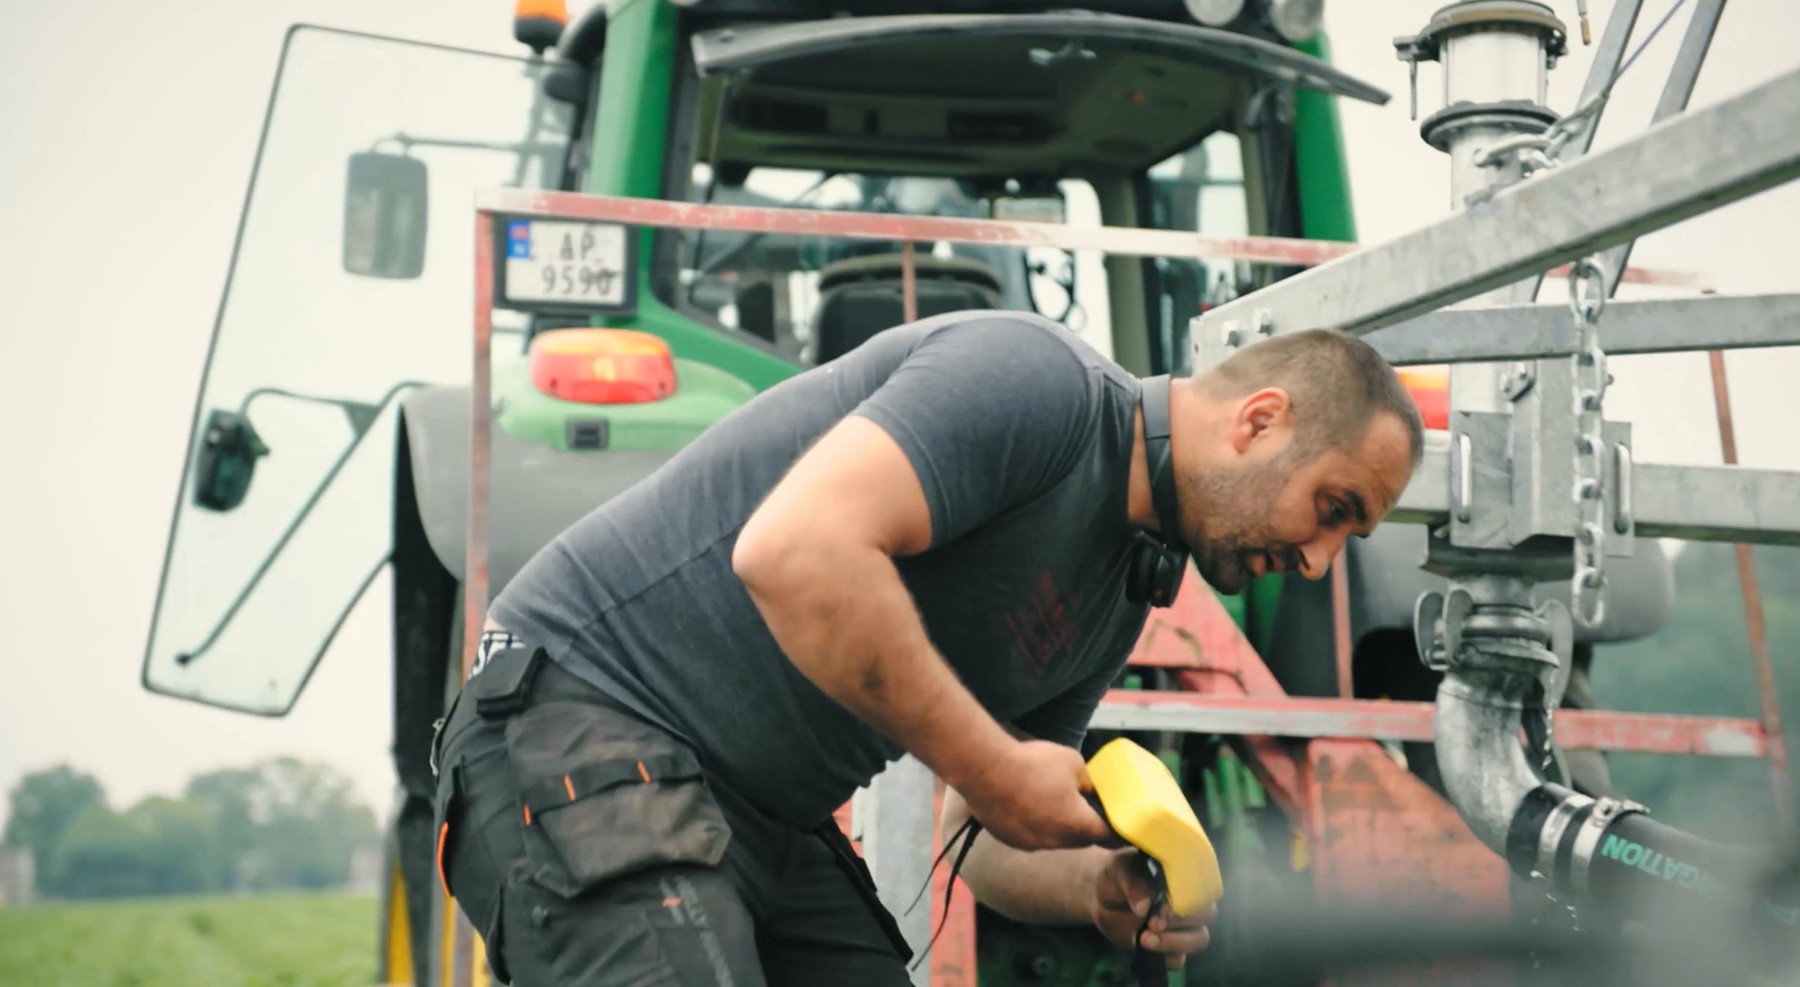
[1366,292,1800,366]
[1449,410,1512,548]
[1440,402,1634,555]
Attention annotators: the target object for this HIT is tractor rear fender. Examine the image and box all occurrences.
[397,384,679,594]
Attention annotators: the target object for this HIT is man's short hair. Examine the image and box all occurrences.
[1196,328,1425,466]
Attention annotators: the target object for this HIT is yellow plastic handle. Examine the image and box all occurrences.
[1086,737,1224,916]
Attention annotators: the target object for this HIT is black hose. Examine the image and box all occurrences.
[1581,808,1764,905]
[1507,784,1800,977]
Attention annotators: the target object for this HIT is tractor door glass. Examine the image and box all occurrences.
[142,26,571,715]
[1144,130,1250,375]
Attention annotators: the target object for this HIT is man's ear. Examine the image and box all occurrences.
[1230,387,1293,454]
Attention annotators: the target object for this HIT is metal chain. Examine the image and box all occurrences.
[1570,258,1611,628]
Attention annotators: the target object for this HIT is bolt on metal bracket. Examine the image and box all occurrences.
[1501,361,1537,400]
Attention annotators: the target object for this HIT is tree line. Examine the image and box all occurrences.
[2,756,380,900]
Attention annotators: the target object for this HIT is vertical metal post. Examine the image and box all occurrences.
[1707,349,1792,822]
[466,213,495,681]
[453,209,497,987]
[864,756,938,986]
[1393,4,1569,552]
[1416,2,1567,412]
[902,240,919,324]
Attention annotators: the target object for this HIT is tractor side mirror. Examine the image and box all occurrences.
[342,151,429,279]
[192,409,270,513]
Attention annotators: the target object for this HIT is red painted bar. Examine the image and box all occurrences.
[473,189,1703,285]
[466,212,495,682]
[1096,690,1767,757]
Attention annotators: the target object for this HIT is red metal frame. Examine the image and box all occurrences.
[1708,349,1793,822]
[1094,690,1767,757]
[467,213,496,682]
[465,189,1775,987]
[473,189,1705,285]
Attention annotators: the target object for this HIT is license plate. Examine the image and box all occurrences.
[499,218,634,312]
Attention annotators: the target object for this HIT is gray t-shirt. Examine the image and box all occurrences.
[490,310,1151,827]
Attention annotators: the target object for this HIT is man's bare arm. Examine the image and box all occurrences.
[731,416,1110,851]
[939,784,1111,924]
[732,417,1013,794]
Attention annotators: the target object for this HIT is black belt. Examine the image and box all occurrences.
[432,639,623,777]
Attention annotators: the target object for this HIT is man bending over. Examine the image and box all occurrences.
[430,310,1423,986]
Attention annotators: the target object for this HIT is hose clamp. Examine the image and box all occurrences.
[1569,796,1647,894]
[1537,792,1593,885]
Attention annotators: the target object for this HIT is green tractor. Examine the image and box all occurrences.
[141,1,1673,983]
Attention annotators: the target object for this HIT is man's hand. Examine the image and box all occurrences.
[958,739,1115,852]
[1091,849,1216,970]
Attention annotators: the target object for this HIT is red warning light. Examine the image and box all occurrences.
[529,329,677,405]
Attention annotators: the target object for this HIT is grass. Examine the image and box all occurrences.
[0,892,380,987]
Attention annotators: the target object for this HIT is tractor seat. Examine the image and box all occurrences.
[811,253,1005,363]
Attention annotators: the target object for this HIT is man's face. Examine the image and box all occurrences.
[1177,406,1415,595]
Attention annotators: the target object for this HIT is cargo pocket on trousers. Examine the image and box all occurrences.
[504,701,732,900]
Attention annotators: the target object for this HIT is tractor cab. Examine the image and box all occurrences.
[140,0,1388,718]
[658,4,1387,375]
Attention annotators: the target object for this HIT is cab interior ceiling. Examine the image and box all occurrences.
[693,37,1250,182]
[676,0,1211,21]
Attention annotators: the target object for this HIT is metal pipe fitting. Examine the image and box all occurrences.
[1434,667,1543,851]
[1417,575,1572,852]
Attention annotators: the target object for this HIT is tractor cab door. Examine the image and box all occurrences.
[141,26,574,715]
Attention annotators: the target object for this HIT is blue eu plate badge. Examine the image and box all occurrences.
[506,220,533,260]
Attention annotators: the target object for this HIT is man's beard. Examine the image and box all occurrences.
[1180,458,1297,595]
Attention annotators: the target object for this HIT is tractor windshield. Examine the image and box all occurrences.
[141,26,573,714]
[673,165,1113,365]
[656,8,1317,376]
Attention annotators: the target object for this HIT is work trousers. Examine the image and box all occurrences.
[431,639,916,986]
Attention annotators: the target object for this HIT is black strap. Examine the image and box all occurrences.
[903,816,984,973]
[1139,375,1186,555]
[1131,885,1170,987]
[520,751,703,814]
[810,822,916,965]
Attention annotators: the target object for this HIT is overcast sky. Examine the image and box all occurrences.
[3,0,1798,832]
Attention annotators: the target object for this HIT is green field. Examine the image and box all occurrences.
[0,892,379,987]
